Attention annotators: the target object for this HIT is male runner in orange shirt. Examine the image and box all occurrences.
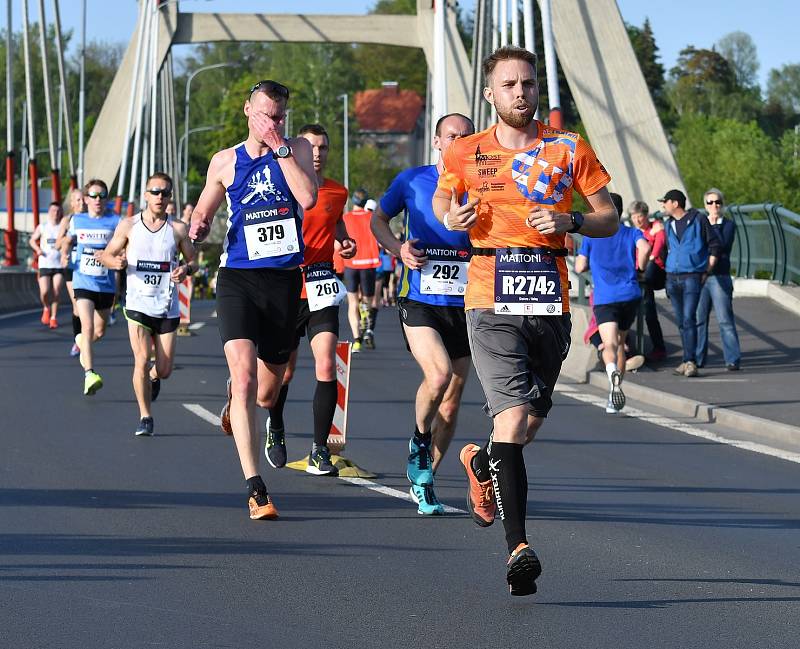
[264,123,356,476]
[433,46,618,595]
[342,189,381,352]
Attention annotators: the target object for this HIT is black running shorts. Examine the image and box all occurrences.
[38,268,64,277]
[593,298,640,331]
[343,267,376,296]
[64,268,74,282]
[124,308,180,335]
[74,288,115,310]
[466,309,571,418]
[216,266,302,365]
[398,297,470,360]
[294,299,340,348]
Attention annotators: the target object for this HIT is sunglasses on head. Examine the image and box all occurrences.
[706,200,722,205]
[86,190,107,199]
[248,80,290,99]
[147,187,172,197]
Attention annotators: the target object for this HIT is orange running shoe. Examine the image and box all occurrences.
[459,444,496,527]
[220,378,233,435]
[41,306,50,325]
[506,543,542,596]
[248,492,279,520]
[49,317,58,329]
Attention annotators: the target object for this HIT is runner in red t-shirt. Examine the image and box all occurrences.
[342,191,381,352]
[264,123,357,477]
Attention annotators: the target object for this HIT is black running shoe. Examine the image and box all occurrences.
[264,417,287,468]
[306,444,339,476]
[135,417,154,437]
[150,377,161,402]
[609,370,625,411]
[506,543,542,596]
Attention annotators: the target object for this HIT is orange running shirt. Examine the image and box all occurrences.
[300,177,348,298]
[342,207,380,270]
[438,122,610,311]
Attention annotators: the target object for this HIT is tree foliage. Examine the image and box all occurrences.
[672,113,794,209]
[716,31,760,90]
[626,19,667,116]
[767,63,800,115]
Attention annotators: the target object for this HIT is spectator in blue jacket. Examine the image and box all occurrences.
[575,193,650,414]
[695,188,741,370]
[659,189,722,377]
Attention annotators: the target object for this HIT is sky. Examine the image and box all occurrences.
[4,0,798,90]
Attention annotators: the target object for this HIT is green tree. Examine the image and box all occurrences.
[667,46,760,121]
[626,18,667,115]
[715,31,759,90]
[766,63,800,114]
[672,113,787,206]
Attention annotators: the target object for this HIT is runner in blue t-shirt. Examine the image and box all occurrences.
[64,179,120,396]
[575,193,650,413]
[371,113,475,515]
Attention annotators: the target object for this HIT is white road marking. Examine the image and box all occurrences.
[188,322,205,330]
[183,403,466,514]
[183,403,221,427]
[554,386,800,465]
[339,477,465,514]
[0,308,41,321]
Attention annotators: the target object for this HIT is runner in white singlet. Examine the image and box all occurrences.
[102,172,196,436]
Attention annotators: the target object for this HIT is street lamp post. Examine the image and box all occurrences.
[178,124,223,200]
[338,93,348,191]
[183,62,233,201]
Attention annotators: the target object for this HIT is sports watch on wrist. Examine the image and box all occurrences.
[568,211,585,233]
[275,144,292,159]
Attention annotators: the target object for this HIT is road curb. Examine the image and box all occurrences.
[585,370,800,443]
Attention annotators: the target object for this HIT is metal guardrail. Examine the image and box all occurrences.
[727,203,800,285]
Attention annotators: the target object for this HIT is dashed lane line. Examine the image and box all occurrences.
[188,322,205,330]
[183,403,221,427]
[182,403,467,514]
[554,384,800,465]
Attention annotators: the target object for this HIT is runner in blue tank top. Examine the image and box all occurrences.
[189,80,317,521]
[64,179,120,396]
[371,113,475,515]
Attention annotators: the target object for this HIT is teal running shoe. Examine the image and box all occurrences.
[409,484,444,516]
[406,436,434,486]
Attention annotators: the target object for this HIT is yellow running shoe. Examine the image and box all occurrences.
[84,371,103,396]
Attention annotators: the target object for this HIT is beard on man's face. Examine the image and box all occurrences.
[495,100,535,128]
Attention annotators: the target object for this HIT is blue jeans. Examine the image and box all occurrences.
[666,273,702,363]
[695,274,741,367]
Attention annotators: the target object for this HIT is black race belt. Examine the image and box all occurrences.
[471,246,568,257]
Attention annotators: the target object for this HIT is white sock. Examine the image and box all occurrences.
[605,363,618,380]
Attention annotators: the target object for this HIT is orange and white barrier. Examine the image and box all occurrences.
[327,341,352,453]
[178,277,192,324]
[176,277,193,336]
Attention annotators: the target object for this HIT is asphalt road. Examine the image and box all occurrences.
[1,301,799,649]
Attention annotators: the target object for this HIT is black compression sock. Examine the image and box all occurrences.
[246,475,267,495]
[489,441,529,554]
[313,379,338,446]
[413,425,432,446]
[471,439,492,483]
[72,314,81,337]
[368,307,378,330]
[268,384,289,430]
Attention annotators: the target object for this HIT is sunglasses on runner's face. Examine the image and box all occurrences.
[706,200,723,205]
[248,80,289,99]
[85,191,107,199]
[147,187,172,197]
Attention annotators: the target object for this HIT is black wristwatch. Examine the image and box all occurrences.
[275,144,292,159]
[568,211,585,233]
